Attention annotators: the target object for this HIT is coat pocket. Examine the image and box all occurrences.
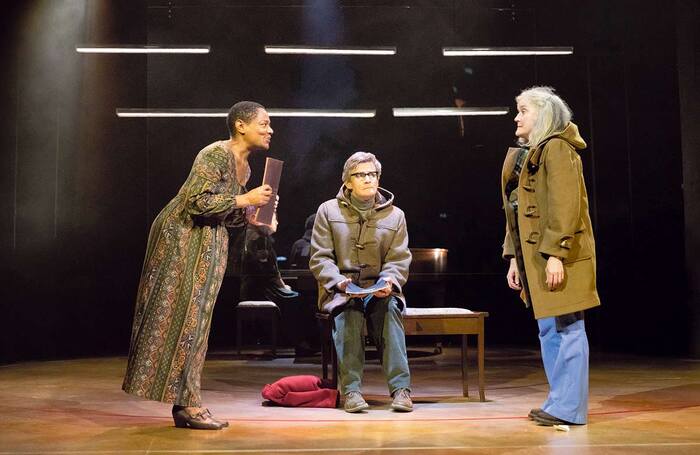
[374,221,399,232]
[562,229,593,264]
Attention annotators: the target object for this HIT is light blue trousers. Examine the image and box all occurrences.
[332,296,411,395]
[538,317,589,424]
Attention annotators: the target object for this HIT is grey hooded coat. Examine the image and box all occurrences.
[309,186,412,313]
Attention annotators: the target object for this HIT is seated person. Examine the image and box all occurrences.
[238,224,298,301]
[309,151,413,413]
[228,209,316,355]
[228,206,298,301]
[289,214,316,269]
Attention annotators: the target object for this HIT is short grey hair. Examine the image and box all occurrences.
[341,151,382,182]
[516,86,572,147]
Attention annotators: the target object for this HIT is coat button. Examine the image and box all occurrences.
[525,231,540,244]
[524,205,539,217]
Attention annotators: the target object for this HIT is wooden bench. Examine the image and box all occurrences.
[316,307,488,401]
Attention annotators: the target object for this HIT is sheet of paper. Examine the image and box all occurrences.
[345,279,388,296]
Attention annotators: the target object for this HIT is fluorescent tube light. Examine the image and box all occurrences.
[265,45,396,55]
[392,107,509,117]
[116,109,376,118]
[443,46,573,56]
[77,45,210,54]
[269,109,376,118]
[116,109,224,118]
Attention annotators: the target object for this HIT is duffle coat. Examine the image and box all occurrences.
[502,122,601,319]
[309,186,412,314]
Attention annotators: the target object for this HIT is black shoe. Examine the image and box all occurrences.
[172,407,229,430]
[528,408,543,420]
[264,284,299,299]
[532,410,578,426]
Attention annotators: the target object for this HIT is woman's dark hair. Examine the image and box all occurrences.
[227,101,265,137]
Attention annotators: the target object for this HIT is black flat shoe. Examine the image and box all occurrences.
[528,408,543,420]
[532,410,578,426]
[172,408,229,430]
[264,285,299,299]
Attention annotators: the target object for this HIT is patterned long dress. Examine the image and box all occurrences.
[123,141,247,407]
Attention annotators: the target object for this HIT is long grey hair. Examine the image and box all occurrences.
[516,86,572,147]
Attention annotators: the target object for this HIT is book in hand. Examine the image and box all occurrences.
[254,157,284,227]
[345,279,389,296]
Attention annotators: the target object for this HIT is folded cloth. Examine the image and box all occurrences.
[262,375,338,408]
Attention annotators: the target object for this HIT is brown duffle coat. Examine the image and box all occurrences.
[502,122,601,319]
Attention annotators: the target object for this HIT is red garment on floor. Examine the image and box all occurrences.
[262,375,338,408]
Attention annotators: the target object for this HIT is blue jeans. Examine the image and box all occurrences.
[332,296,411,395]
[538,317,589,424]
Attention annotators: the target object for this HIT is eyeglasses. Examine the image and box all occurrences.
[350,171,379,180]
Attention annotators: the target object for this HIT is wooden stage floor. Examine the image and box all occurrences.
[1,346,699,454]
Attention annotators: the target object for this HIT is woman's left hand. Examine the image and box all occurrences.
[248,211,277,234]
[269,211,278,234]
[268,195,279,233]
[545,256,565,290]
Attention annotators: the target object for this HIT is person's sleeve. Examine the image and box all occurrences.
[538,140,581,259]
[502,226,515,260]
[378,212,412,293]
[184,149,239,218]
[309,204,347,292]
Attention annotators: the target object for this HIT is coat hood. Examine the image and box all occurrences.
[335,185,395,211]
[528,122,586,169]
[538,121,587,151]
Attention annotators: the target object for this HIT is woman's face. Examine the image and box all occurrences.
[345,161,379,201]
[237,109,273,150]
[514,98,538,141]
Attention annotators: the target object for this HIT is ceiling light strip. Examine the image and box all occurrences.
[265,45,396,55]
[392,107,509,117]
[443,46,573,56]
[116,109,376,118]
[76,45,210,54]
[270,109,376,118]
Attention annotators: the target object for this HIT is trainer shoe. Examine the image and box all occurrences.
[344,391,369,413]
[391,388,413,412]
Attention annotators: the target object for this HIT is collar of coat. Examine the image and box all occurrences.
[335,185,395,211]
[527,121,587,169]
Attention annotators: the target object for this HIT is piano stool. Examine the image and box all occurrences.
[236,300,281,356]
[315,307,489,401]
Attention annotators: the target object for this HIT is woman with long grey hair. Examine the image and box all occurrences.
[501,86,601,426]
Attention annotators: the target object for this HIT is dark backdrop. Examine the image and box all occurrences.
[1,0,697,364]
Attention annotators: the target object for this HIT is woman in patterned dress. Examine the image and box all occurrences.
[123,101,274,430]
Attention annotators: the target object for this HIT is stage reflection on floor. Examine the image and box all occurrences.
[1,346,699,454]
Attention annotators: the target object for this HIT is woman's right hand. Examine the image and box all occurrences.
[507,258,522,290]
[241,184,273,207]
